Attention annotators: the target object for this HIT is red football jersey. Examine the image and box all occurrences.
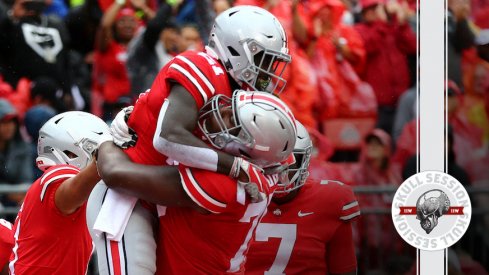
[156,166,278,275]
[245,179,360,274]
[0,219,13,269]
[9,165,94,275]
[125,50,233,165]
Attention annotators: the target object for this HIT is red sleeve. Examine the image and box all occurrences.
[337,183,361,222]
[39,165,80,202]
[164,51,223,109]
[178,166,236,214]
[321,180,361,222]
[340,25,367,73]
[0,219,13,268]
[326,222,357,274]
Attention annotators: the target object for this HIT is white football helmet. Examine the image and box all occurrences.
[36,111,111,171]
[275,121,313,194]
[206,5,291,94]
[199,90,297,167]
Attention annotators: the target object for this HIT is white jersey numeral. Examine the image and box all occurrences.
[255,223,297,275]
[198,52,224,76]
[228,199,268,272]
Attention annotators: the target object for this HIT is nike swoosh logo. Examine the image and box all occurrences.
[298,211,314,217]
[92,131,103,135]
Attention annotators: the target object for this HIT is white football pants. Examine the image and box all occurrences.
[86,182,158,275]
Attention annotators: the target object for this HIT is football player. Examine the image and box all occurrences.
[87,5,291,275]
[118,4,290,182]
[7,111,111,275]
[245,121,360,275]
[0,219,13,274]
[95,90,297,274]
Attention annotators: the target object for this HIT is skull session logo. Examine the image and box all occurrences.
[392,171,471,251]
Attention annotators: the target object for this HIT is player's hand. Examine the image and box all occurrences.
[129,0,146,9]
[231,158,277,203]
[110,106,138,149]
[449,0,470,21]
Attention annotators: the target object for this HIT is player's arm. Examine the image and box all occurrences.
[327,181,360,275]
[327,222,357,275]
[55,160,101,215]
[153,84,243,178]
[95,0,122,52]
[96,141,204,210]
[0,219,13,275]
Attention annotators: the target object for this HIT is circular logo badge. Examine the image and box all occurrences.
[391,171,472,251]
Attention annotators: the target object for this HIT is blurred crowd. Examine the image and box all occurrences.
[0,0,488,273]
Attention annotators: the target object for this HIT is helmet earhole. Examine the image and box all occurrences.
[282,141,288,152]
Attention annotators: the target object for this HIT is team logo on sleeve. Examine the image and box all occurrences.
[391,171,471,251]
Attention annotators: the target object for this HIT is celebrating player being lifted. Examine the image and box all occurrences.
[95,90,297,274]
[245,121,361,275]
[87,5,292,275]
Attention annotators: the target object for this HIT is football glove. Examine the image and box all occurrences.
[110,106,138,149]
[231,157,278,203]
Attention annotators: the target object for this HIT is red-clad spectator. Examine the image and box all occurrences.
[307,0,366,72]
[353,128,402,187]
[471,0,489,27]
[447,81,488,185]
[351,128,403,268]
[355,0,416,134]
[92,3,139,120]
[0,75,31,119]
[234,0,319,130]
[474,6,489,29]
[463,30,489,145]
[305,0,370,119]
[392,118,416,169]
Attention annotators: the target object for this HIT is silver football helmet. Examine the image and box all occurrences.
[199,90,297,167]
[206,5,291,94]
[36,111,111,171]
[275,121,313,194]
